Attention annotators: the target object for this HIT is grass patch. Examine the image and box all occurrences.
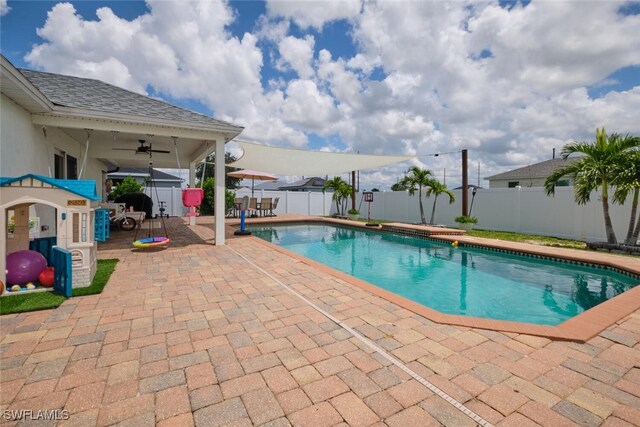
[467,229,586,250]
[73,259,118,296]
[0,291,66,315]
[0,258,119,315]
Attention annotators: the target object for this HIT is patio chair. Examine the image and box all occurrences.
[233,197,243,217]
[248,197,258,217]
[259,198,272,217]
[270,197,280,216]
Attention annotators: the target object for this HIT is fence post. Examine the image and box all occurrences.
[515,186,521,232]
[322,192,326,216]
[308,192,311,215]
[285,191,289,214]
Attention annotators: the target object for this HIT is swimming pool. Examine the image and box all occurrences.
[251,223,639,326]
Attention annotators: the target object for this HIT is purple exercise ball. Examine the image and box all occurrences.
[6,250,47,285]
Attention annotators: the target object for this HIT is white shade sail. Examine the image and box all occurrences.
[229,140,414,176]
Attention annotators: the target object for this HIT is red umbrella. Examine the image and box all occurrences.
[227,169,278,197]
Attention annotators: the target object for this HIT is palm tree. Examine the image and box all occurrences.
[544,128,639,245]
[426,179,455,225]
[401,166,434,224]
[323,176,351,216]
[612,149,640,246]
[337,181,353,215]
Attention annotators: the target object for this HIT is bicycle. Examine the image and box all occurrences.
[110,206,137,231]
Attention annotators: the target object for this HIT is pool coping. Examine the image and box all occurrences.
[228,216,640,342]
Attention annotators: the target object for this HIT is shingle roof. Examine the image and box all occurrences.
[279,177,326,189]
[254,180,285,190]
[19,69,241,129]
[108,167,183,181]
[485,157,583,181]
[0,174,101,200]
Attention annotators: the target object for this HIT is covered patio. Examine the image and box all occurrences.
[1,218,639,426]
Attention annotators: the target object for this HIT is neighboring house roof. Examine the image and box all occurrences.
[452,184,482,190]
[254,180,285,190]
[108,168,183,182]
[0,174,101,201]
[485,157,583,181]
[279,177,327,190]
[19,69,239,130]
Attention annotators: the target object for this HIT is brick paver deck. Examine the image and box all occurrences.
[1,216,639,426]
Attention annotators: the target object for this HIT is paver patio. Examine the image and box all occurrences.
[1,217,639,426]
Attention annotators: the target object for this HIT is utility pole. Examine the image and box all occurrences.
[351,170,356,211]
[462,149,468,216]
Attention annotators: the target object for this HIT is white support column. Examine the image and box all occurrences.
[189,161,197,188]
[214,139,226,246]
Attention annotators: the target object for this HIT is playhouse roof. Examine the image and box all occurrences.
[0,174,101,201]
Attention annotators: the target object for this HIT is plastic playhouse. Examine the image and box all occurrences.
[0,174,103,296]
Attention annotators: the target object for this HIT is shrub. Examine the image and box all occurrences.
[201,177,235,215]
[455,215,478,224]
[109,176,142,201]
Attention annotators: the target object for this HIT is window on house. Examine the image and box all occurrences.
[53,149,78,179]
[67,155,78,180]
[508,181,520,188]
[54,150,65,179]
[556,179,570,187]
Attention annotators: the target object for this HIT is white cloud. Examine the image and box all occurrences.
[0,0,10,16]
[22,0,640,190]
[277,35,315,79]
[281,79,340,132]
[265,0,362,30]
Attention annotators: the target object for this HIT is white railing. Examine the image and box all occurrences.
[234,187,638,243]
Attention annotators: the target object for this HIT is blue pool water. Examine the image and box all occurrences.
[251,224,639,325]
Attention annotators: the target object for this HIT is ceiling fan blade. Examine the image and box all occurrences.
[112,148,137,151]
[150,149,171,154]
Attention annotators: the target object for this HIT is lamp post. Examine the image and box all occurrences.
[469,187,478,216]
[462,149,468,216]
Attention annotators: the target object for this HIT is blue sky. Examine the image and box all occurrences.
[1,0,639,188]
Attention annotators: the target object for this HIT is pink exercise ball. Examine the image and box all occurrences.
[6,250,47,285]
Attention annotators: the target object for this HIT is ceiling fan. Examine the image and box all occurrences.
[112,140,171,155]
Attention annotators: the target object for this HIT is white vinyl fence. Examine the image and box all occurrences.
[235,189,334,216]
[235,187,638,243]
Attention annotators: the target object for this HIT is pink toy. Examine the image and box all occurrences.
[182,188,204,217]
[6,250,47,285]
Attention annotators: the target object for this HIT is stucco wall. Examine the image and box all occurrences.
[1,94,107,193]
[1,94,49,176]
[1,94,110,243]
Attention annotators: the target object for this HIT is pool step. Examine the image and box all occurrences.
[381,222,466,238]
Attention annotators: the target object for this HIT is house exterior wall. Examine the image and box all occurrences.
[1,94,108,196]
[488,177,548,188]
[1,94,49,177]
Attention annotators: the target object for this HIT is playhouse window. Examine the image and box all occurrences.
[81,212,87,242]
[73,213,79,243]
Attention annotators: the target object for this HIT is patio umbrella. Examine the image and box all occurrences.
[227,169,278,197]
